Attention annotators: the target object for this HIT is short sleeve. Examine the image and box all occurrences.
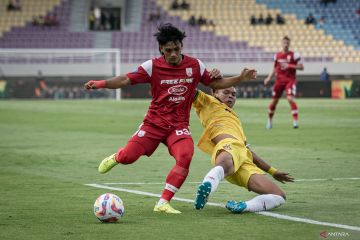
[294,52,303,64]
[126,60,152,85]
[193,90,211,110]
[197,59,213,86]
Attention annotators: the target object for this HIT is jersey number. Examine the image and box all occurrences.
[175,128,191,136]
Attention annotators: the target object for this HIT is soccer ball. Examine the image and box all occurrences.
[93,193,125,222]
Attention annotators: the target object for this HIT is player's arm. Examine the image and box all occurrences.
[192,89,210,111]
[84,75,131,90]
[264,54,277,85]
[84,60,152,90]
[250,149,294,184]
[208,68,257,89]
[282,53,304,71]
[264,67,275,86]
[294,63,304,70]
[282,62,304,71]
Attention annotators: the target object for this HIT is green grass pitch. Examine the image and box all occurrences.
[0,98,359,240]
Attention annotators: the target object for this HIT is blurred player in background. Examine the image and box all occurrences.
[264,36,304,129]
[84,23,257,214]
[193,87,294,213]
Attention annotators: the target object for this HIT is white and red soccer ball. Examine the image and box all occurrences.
[94,193,125,222]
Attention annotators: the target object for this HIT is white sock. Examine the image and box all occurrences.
[203,166,225,193]
[244,194,285,212]
[157,198,168,206]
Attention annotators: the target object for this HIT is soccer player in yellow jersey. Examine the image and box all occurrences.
[193,87,294,213]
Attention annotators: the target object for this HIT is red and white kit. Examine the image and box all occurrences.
[116,55,213,202]
[272,51,302,98]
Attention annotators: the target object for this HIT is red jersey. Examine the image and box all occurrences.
[126,55,213,128]
[274,51,302,83]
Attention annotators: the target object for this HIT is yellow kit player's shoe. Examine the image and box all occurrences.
[226,200,247,213]
[98,153,118,174]
[194,181,212,210]
[153,202,181,214]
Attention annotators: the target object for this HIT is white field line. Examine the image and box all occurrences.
[85,183,360,232]
[101,177,360,185]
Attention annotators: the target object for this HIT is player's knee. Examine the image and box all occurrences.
[177,155,192,169]
[180,150,193,161]
[215,152,234,176]
[217,164,234,176]
[117,142,147,165]
[172,164,189,177]
[174,150,193,169]
[271,98,279,104]
[287,96,294,102]
[117,148,141,165]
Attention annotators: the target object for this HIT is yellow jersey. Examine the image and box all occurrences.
[192,90,247,155]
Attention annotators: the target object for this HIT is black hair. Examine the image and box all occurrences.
[154,23,186,53]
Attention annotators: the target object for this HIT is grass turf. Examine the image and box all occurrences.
[0,99,359,240]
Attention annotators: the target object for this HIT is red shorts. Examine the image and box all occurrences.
[272,81,297,98]
[128,122,193,156]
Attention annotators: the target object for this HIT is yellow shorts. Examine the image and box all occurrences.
[211,138,265,189]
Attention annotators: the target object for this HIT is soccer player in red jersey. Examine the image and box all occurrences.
[84,23,257,214]
[264,36,304,129]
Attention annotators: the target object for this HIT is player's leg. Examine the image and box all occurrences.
[98,141,145,173]
[154,137,194,214]
[98,139,159,173]
[286,82,299,128]
[267,83,283,129]
[227,174,285,213]
[98,123,161,173]
[195,139,247,210]
[267,98,278,129]
[204,150,234,193]
[194,150,233,209]
[243,174,286,212]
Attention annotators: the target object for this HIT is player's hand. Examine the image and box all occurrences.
[264,76,271,85]
[84,80,97,90]
[273,171,294,184]
[84,80,106,90]
[240,68,257,81]
[209,68,223,79]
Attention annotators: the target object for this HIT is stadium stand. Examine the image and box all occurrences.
[0,0,63,37]
[257,0,360,47]
[0,0,359,63]
[0,0,93,48]
[113,0,276,63]
[0,0,359,99]
[155,0,360,63]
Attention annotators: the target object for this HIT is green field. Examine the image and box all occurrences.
[1,99,360,240]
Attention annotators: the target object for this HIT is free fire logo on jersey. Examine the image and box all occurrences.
[161,78,193,85]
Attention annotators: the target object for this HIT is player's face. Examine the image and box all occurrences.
[282,39,290,52]
[160,41,182,66]
[214,87,237,108]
